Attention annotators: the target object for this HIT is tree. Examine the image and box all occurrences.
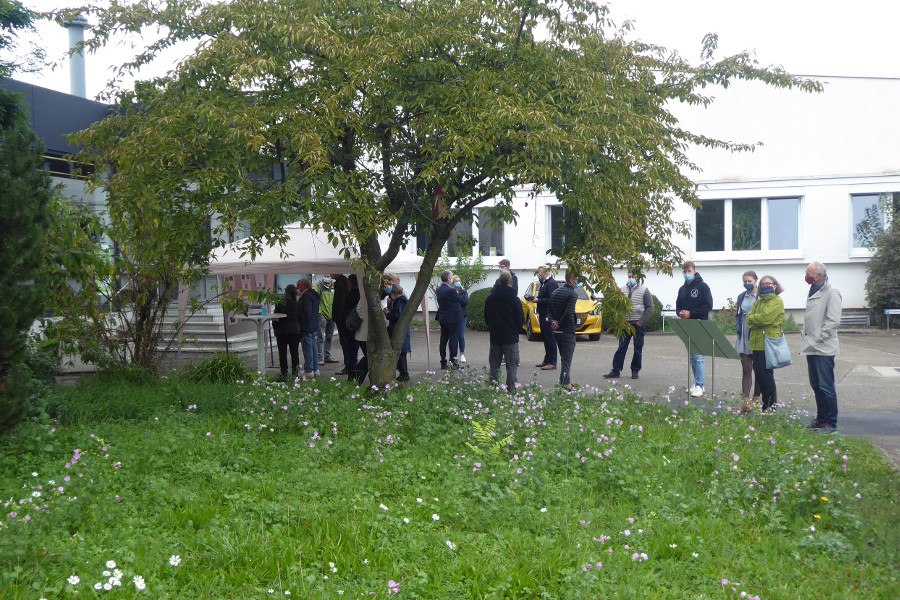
[857,193,900,326]
[65,0,821,386]
[0,0,52,432]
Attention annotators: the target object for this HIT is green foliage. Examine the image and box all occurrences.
[0,375,897,598]
[431,249,488,293]
[783,312,800,332]
[465,288,493,331]
[644,295,665,333]
[69,0,822,386]
[0,83,52,435]
[712,297,738,335]
[177,352,251,384]
[863,219,900,327]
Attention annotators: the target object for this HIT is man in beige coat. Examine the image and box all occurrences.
[800,261,843,434]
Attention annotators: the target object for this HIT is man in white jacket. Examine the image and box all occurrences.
[800,261,843,434]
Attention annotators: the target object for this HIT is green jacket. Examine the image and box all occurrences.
[317,281,335,320]
[745,293,785,352]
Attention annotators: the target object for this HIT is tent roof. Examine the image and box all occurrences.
[208,225,424,275]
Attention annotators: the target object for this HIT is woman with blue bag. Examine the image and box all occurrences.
[746,275,786,414]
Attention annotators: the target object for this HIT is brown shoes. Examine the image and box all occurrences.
[535,362,547,368]
[541,364,557,370]
[740,396,753,413]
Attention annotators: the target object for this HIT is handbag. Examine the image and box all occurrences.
[764,333,792,369]
[346,308,363,332]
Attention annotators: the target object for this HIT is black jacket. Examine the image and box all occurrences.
[436,283,469,326]
[493,271,519,295]
[534,275,558,318]
[550,284,578,334]
[484,285,525,346]
[273,295,301,337]
[299,288,321,334]
[675,272,713,320]
[332,275,350,323]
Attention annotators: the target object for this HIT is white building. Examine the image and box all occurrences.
[408,75,900,314]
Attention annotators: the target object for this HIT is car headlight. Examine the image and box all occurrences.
[589,305,601,316]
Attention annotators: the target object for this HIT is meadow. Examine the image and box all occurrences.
[1,369,897,599]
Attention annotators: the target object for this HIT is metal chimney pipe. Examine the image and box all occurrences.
[63,14,90,98]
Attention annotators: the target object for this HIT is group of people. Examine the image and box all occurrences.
[274,257,844,434]
[632,259,842,433]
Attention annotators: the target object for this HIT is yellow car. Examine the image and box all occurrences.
[520,281,603,341]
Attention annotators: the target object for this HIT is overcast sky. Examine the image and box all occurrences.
[15,0,900,99]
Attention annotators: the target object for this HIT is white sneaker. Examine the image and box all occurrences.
[690,385,705,398]
[459,354,467,363]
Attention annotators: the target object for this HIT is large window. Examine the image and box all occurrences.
[696,197,799,253]
[477,207,504,256]
[851,193,899,249]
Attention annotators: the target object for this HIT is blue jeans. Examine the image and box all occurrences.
[612,323,644,373]
[690,353,705,388]
[301,332,319,374]
[807,355,838,426]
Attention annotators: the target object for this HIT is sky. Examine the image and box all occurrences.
[13,0,900,99]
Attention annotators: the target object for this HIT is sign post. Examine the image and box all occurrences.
[668,319,740,399]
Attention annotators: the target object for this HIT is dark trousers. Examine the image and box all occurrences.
[807,355,838,426]
[397,353,409,380]
[336,322,352,368]
[489,343,520,391]
[540,314,557,365]
[555,332,576,387]
[739,353,760,398]
[351,341,368,383]
[276,333,301,377]
[439,321,460,365]
[611,322,644,373]
[751,350,777,410]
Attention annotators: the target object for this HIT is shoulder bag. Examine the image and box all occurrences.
[764,331,792,369]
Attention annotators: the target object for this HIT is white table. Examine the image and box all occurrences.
[237,313,286,372]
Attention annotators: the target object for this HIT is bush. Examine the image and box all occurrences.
[178,352,251,384]
[465,288,493,331]
[644,295,665,333]
[864,223,900,327]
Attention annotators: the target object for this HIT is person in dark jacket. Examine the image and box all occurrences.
[484,271,525,390]
[675,260,713,397]
[604,270,655,380]
[297,278,321,376]
[331,273,351,373]
[527,265,559,369]
[385,285,412,381]
[493,258,519,295]
[436,270,469,369]
[339,274,361,375]
[549,270,579,390]
[273,284,302,379]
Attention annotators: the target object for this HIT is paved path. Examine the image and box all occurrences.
[303,328,900,467]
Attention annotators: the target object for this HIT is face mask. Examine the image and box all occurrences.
[454,281,462,289]
[684,274,694,283]
[760,287,775,295]
[744,283,755,291]
[323,278,332,285]
[627,278,637,287]
[384,285,392,293]
[805,275,816,285]
[574,282,581,288]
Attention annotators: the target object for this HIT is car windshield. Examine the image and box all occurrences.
[525,282,592,301]
[575,286,590,301]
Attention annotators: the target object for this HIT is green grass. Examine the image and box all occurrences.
[0,372,897,599]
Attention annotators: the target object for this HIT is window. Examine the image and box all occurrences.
[415,218,473,257]
[548,205,567,254]
[850,193,900,249]
[696,197,800,253]
[476,207,503,256]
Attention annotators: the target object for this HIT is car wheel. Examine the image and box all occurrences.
[588,333,601,341]
[527,319,542,342]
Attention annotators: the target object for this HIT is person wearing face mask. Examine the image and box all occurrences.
[733,271,762,413]
[436,270,468,369]
[452,275,469,363]
[549,270,580,391]
[494,258,519,295]
[676,260,713,398]
[800,261,843,434]
[604,270,654,380]
[316,276,339,366]
[746,275,785,414]
[528,266,559,370]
